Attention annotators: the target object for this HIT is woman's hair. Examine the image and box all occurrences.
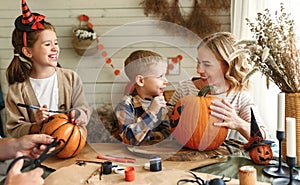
[6,21,59,85]
[197,32,250,92]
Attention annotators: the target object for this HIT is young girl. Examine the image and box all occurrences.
[5,0,90,137]
[169,32,271,141]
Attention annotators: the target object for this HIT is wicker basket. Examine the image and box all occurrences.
[282,93,300,165]
[72,28,98,56]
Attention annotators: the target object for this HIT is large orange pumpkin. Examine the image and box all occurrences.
[170,86,228,151]
[40,113,87,158]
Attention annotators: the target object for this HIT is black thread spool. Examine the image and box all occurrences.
[149,156,162,172]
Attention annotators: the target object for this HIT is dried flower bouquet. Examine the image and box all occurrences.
[72,14,97,56]
[230,3,300,93]
[74,14,97,40]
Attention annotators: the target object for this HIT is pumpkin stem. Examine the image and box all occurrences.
[198,86,217,97]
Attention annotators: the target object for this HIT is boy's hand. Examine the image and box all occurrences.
[148,96,166,114]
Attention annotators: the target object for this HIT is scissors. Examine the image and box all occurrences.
[6,137,65,174]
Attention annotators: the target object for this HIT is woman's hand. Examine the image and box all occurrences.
[16,134,54,158]
[209,99,250,139]
[5,152,44,185]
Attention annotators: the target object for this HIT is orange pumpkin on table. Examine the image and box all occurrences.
[40,113,87,158]
[170,86,228,151]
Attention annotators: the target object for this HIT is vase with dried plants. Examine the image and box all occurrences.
[230,3,300,164]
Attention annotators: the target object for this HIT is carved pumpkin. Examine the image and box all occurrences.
[40,113,87,158]
[170,86,228,151]
[249,144,273,165]
[244,108,274,165]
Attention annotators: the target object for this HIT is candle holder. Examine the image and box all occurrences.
[272,156,300,185]
[263,131,296,177]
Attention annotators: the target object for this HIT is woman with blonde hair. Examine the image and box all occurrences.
[169,32,271,141]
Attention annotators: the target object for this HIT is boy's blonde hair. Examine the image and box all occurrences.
[124,50,166,82]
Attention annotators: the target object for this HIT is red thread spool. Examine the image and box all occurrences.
[124,166,135,182]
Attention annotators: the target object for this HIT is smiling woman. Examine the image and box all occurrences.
[168,32,271,143]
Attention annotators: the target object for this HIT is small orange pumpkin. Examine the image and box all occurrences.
[249,144,273,165]
[40,114,87,158]
[170,86,228,151]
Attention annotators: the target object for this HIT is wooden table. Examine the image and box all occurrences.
[43,142,271,185]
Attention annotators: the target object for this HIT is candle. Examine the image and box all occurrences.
[239,165,257,185]
[277,93,285,131]
[286,117,296,157]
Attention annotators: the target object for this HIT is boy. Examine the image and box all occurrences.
[112,50,171,145]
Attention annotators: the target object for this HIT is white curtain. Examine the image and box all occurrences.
[231,0,284,139]
[231,0,267,40]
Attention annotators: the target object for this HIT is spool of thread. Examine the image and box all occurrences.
[113,166,125,174]
[149,156,162,172]
[238,165,257,185]
[124,166,135,182]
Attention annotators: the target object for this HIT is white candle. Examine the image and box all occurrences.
[277,93,285,131]
[286,117,296,157]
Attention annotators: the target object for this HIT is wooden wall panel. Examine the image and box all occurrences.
[0,0,230,106]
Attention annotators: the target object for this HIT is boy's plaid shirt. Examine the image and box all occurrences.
[112,90,171,145]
